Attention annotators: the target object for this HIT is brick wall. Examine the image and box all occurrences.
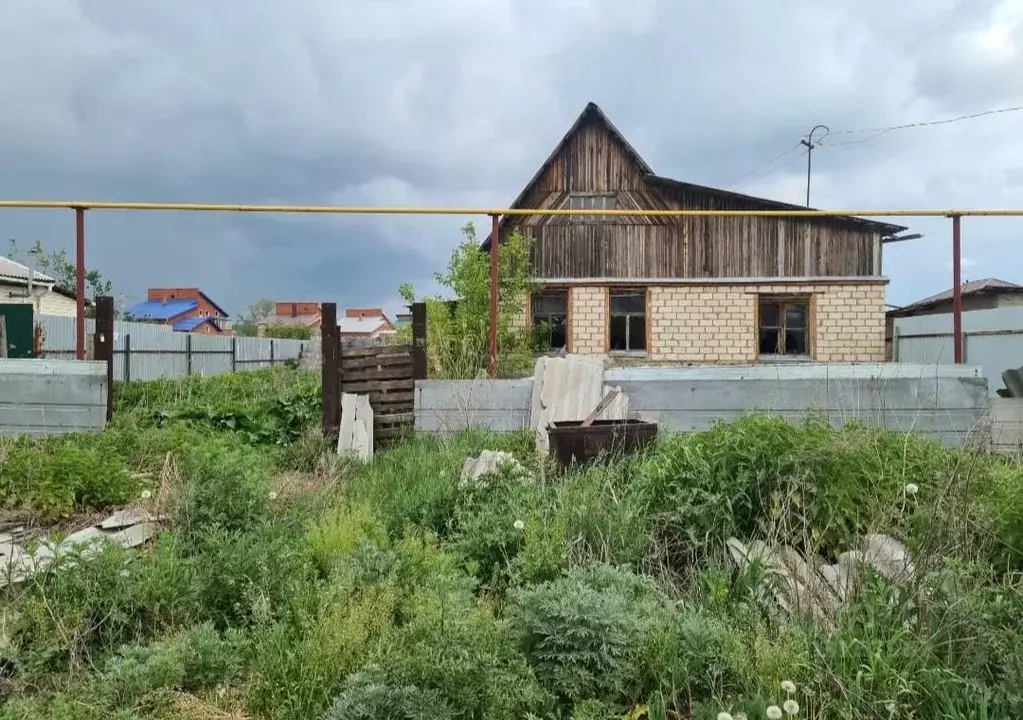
[569,286,607,354]
[546,282,886,364]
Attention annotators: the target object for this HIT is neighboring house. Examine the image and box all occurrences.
[264,302,322,330]
[125,287,229,334]
[482,102,909,364]
[339,308,397,342]
[0,255,89,317]
[395,311,412,330]
[884,278,1023,359]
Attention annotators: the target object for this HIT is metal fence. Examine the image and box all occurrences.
[36,315,311,382]
[892,306,1023,397]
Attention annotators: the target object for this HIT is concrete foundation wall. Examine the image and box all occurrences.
[0,359,107,437]
[991,397,1023,453]
[415,363,990,446]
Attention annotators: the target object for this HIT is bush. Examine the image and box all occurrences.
[508,564,665,707]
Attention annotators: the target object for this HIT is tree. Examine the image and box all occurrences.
[7,239,113,301]
[233,298,276,336]
[398,222,537,378]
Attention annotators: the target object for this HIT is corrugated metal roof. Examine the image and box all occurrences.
[125,299,198,320]
[890,278,1023,316]
[0,255,55,284]
[172,316,221,332]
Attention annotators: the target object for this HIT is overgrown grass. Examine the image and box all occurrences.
[2,370,1023,719]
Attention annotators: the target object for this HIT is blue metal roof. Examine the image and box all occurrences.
[172,316,221,332]
[125,299,198,320]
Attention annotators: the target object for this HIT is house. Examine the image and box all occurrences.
[125,287,229,334]
[265,302,322,330]
[339,308,397,342]
[482,102,909,364]
[884,278,1023,359]
[395,311,412,330]
[0,255,89,317]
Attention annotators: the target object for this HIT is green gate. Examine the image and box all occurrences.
[0,304,35,358]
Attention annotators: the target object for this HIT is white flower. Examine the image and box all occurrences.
[513,519,525,531]
[140,490,152,500]
[904,483,919,496]
[717,713,733,720]
[766,707,783,720]
[783,699,799,717]
[780,680,796,695]
[885,702,897,715]
[268,491,278,501]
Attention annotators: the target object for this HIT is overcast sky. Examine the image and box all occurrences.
[1,0,1022,317]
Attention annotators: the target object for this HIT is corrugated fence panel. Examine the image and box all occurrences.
[35,315,310,382]
[893,307,1023,396]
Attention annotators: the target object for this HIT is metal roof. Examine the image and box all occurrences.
[888,277,1023,316]
[172,316,221,332]
[0,255,55,284]
[125,299,199,320]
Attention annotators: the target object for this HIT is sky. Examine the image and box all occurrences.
[1,0,1022,318]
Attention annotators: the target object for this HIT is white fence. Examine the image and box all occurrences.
[892,306,1023,397]
[37,315,312,382]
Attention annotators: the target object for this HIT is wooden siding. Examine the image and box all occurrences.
[502,108,882,280]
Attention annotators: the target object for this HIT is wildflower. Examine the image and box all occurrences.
[885,702,897,716]
[268,491,278,501]
[140,490,152,500]
[904,483,919,496]
[783,700,799,717]
[513,519,525,531]
[780,680,796,695]
[717,713,733,720]
[766,707,783,720]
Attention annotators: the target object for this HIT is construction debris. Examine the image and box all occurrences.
[337,392,374,461]
[0,509,164,589]
[726,533,915,629]
[529,355,630,453]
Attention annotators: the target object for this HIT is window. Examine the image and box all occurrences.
[758,296,811,358]
[609,289,646,353]
[532,290,568,351]
[566,193,616,222]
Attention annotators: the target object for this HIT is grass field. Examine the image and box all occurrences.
[1,368,1022,719]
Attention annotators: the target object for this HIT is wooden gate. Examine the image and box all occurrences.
[320,303,427,446]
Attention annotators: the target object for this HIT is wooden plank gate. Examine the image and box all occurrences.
[320,303,427,446]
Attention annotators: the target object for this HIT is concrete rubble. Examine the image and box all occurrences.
[337,392,374,461]
[726,533,916,629]
[529,355,630,453]
[460,450,529,488]
[0,508,164,589]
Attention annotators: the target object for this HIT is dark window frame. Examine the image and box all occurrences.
[608,288,647,354]
[531,289,568,351]
[758,294,812,359]
[565,193,617,223]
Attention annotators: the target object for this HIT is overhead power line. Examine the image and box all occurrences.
[727,103,1023,186]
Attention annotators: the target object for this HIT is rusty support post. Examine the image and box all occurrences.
[94,296,115,421]
[951,215,964,364]
[488,213,500,378]
[321,302,339,441]
[75,207,87,360]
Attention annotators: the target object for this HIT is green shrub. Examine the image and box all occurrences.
[308,502,390,578]
[508,564,665,707]
[0,434,139,517]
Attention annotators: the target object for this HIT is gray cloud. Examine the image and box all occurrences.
[1,0,1022,317]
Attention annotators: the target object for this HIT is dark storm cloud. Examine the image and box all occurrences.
[1,0,1022,316]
